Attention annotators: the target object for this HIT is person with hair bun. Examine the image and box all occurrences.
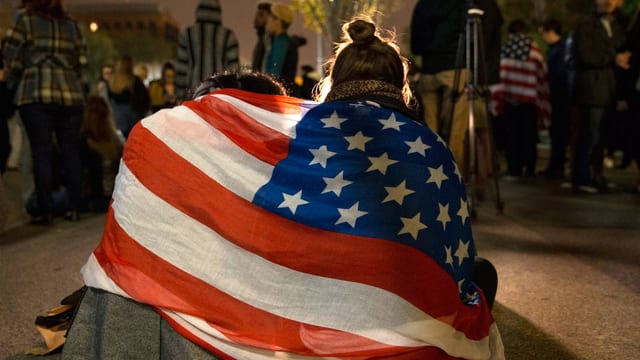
[304,16,504,359]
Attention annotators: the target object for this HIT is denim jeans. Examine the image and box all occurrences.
[572,106,606,187]
[19,103,83,216]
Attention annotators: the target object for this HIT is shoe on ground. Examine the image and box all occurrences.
[573,185,599,194]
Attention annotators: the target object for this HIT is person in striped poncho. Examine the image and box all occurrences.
[176,0,239,100]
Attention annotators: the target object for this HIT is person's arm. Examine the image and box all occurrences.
[3,11,27,90]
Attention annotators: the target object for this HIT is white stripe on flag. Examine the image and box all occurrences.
[141,106,275,201]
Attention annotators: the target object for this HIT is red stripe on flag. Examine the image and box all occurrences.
[119,125,493,340]
[182,96,292,166]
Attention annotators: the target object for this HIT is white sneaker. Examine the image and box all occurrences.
[577,185,598,194]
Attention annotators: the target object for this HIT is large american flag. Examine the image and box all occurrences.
[82,89,504,359]
[490,33,551,126]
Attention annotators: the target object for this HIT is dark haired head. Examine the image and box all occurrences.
[191,70,287,99]
[315,15,414,108]
[23,0,65,19]
[257,2,271,12]
[508,19,530,34]
[542,19,562,35]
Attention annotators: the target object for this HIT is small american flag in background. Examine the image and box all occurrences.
[82,89,503,359]
[491,33,551,125]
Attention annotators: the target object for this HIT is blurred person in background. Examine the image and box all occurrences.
[3,0,88,224]
[492,19,550,180]
[264,2,299,92]
[149,62,177,113]
[541,19,571,180]
[571,0,628,193]
[251,2,272,72]
[108,55,150,139]
[93,64,113,100]
[79,95,123,212]
[176,0,239,99]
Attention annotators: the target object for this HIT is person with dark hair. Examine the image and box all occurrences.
[541,18,571,180]
[571,0,629,193]
[79,95,123,212]
[148,62,177,113]
[492,19,550,179]
[263,2,298,91]
[93,64,113,100]
[176,0,239,100]
[190,70,287,98]
[3,0,88,224]
[251,2,272,72]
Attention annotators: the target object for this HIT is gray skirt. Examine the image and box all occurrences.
[62,287,222,359]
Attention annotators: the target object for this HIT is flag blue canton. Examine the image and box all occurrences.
[254,100,478,300]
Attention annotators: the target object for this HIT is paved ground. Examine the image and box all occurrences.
[1,161,639,359]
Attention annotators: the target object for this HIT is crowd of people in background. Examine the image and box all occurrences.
[411,0,640,197]
[0,0,639,229]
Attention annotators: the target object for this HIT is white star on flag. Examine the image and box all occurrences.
[426,165,449,189]
[405,136,430,156]
[454,239,470,266]
[458,279,465,293]
[366,153,398,175]
[457,198,470,224]
[452,160,463,183]
[444,245,454,266]
[398,213,427,240]
[320,111,348,129]
[383,180,415,205]
[436,202,451,230]
[322,171,353,196]
[344,131,373,151]
[436,135,448,147]
[309,145,336,168]
[278,190,309,215]
[378,113,405,131]
[335,202,368,228]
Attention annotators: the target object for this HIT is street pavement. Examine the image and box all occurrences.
[1,162,639,359]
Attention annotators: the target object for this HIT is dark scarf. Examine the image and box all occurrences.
[326,80,404,103]
[326,80,420,122]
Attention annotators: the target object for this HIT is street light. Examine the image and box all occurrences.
[89,21,99,32]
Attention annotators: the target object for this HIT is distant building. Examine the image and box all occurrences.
[66,2,179,42]
[0,1,179,42]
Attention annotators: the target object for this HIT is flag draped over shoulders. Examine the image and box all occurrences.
[491,33,551,126]
[82,89,504,359]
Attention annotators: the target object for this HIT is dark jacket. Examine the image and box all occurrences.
[572,13,625,106]
[547,38,571,107]
[476,0,504,85]
[410,0,465,74]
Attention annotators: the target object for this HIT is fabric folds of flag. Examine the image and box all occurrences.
[82,88,504,359]
[491,33,551,126]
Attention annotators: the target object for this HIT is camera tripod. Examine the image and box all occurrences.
[449,2,504,217]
